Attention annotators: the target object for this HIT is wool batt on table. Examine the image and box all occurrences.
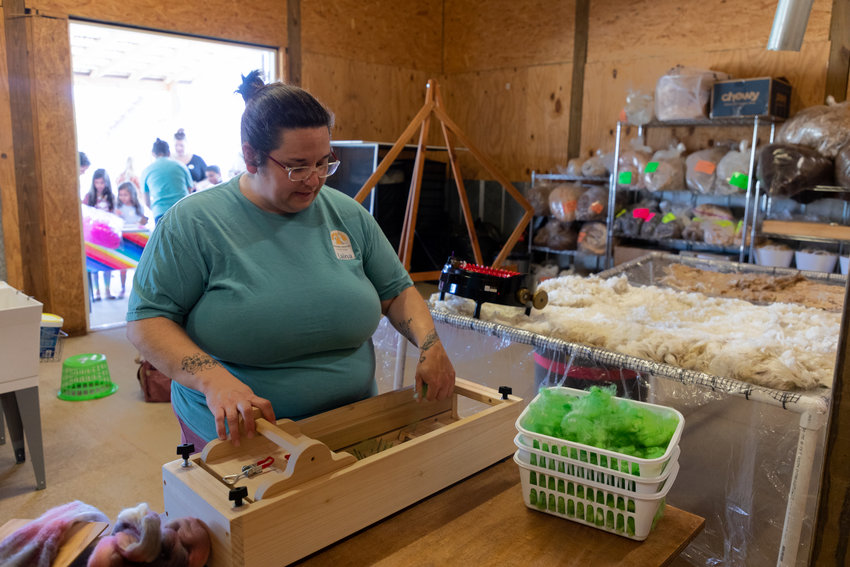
[431,275,839,391]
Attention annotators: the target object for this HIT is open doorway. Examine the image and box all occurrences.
[70,21,278,329]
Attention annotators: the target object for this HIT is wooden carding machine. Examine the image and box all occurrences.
[162,379,521,566]
[438,255,547,318]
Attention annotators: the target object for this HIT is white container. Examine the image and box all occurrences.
[795,250,838,273]
[754,246,794,268]
[515,433,680,495]
[516,387,685,479]
[0,281,43,384]
[840,256,849,276]
[516,450,679,541]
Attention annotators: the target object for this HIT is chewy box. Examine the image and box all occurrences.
[0,281,43,384]
[710,77,792,119]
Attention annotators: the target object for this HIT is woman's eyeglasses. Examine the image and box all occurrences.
[265,151,341,182]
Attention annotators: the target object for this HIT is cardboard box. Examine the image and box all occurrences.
[0,281,43,385]
[710,77,792,119]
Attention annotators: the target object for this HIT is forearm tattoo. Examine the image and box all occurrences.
[418,329,440,363]
[397,318,416,344]
[181,353,221,375]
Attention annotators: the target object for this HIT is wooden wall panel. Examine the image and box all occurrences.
[302,51,433,143]
[443,0,575,73]
[441,63,572,181]
[31,14,87,333]
[28,0,286,47]
[587,0,833,63]
[302,0,442,72]
[580,41,832,158]
[0,4,23,288]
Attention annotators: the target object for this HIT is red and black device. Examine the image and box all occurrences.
[437,256,548,319]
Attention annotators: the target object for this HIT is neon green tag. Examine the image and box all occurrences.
[618,171,633,185]
[661,212,676,224]
[716,220,733,228]
[645,161,659,173]
[616,208,627,218]
[736,219,743,232]
[692,216,702,222]
[729,172,749,190]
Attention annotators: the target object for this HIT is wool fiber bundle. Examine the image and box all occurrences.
[432,275,838,391]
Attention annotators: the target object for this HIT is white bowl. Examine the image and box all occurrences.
[841,256,849,275]
[755,247,794,268]
[795,250,838,273]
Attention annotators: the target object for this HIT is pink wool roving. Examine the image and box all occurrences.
[0,500,110,567]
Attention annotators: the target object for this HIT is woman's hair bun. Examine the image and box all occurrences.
[174,128,186,140]
[236,70,266,103]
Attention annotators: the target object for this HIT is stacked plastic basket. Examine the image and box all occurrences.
[514,387,684,541]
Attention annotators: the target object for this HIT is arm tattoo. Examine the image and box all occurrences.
[181,353,221,375]
[418,330,440,363]
[396,318,416,344]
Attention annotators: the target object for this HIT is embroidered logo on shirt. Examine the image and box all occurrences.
[330,230,355,260]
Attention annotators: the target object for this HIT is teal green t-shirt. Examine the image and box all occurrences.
[127,175,412,441]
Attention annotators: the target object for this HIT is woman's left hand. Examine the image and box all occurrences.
[414,336,455,401]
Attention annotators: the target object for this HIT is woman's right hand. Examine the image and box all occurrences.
[202,374,275,446]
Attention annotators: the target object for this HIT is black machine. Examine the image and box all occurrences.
[437,256,548,319]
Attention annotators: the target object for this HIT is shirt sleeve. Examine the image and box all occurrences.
[126,213,207,323]
[357,207,413,300]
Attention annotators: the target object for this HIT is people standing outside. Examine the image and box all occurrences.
[173,128,208,191]
[116,181,149,227]
[82,168,118,300]
[195,165,223,191]
[141,138,192,224]
[114,181,149,297]
[126,71,455,448]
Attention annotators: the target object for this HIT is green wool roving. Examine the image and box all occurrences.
[523,387,677,459]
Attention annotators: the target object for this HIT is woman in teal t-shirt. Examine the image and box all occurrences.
[127,71,455,447]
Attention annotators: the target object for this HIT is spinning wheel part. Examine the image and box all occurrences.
[516,288,532,304]
[532,289,548,310]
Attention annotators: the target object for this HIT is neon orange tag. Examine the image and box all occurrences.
[591,202,604,214]
[578,232,586,243]
[694,160,716,175]
[564,201,577,213]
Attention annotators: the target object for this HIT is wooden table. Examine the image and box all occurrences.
[296,458,704,566]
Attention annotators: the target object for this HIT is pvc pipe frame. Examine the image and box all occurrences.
[767,0,815,51]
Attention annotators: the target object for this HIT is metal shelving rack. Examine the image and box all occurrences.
[528,171,612,270]
[608,116,783,268]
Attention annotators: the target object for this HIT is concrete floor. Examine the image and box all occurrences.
[1,326,179,522]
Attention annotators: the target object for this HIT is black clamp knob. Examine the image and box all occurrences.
[177,444,195,468]
[498,386,512,400]
[229,486,249,508]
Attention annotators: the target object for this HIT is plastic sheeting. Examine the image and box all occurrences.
[371,253,835,567]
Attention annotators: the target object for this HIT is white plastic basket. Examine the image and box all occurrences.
[515,450,679,541]
[516,386,685,479]
[515,433,680,494]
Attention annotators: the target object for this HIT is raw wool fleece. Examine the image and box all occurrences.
[431,275,839,391]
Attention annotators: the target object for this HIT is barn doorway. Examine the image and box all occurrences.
[70,21,277,328]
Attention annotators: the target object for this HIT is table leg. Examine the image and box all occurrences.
[0,392,25,463]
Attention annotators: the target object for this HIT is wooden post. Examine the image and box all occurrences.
[286,0,301,85]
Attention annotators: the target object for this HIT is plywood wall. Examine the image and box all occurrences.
[29,0,286,46]
[300,0,443,150]
[580,0,833,158]
[439,0,576,181]
[30,14,88,331]
[0,4,22,288]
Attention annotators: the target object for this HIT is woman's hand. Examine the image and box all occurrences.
[414,332,455,401]
[197,368,275,446]
[382,286,456,401]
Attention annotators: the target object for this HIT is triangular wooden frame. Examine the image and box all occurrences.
[352,79,533,282]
